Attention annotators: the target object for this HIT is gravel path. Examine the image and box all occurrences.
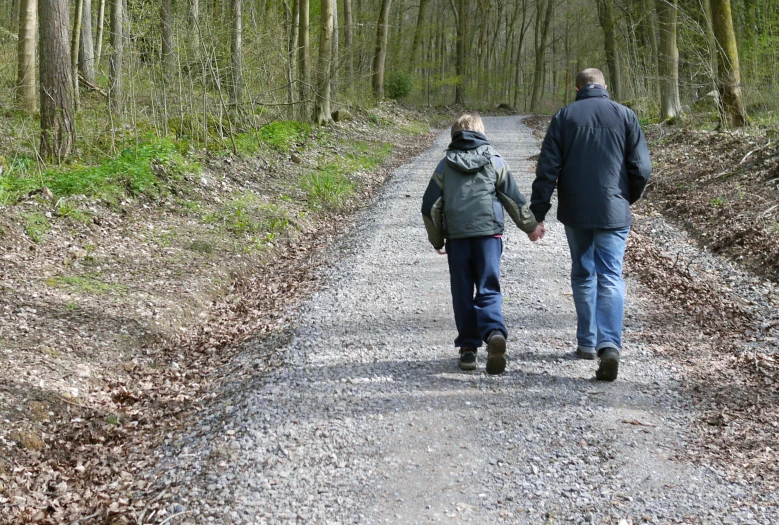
[159,117,778,525]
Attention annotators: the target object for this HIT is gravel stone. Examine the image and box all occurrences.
[156,117,779,524]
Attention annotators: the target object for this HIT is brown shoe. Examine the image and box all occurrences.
[486,331,506,375]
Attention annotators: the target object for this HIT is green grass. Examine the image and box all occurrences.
[203,196,291,240]
[301,170,354,210]
[22,212,51,243]
[45,275,129,295]
[711,196,728,207]
[0,136,200,205]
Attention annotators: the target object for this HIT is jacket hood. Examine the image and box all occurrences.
[575,84,611,101]
[446,130,492,173]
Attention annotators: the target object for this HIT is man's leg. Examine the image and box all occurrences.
[564,226,597,358]
[471,236,506,374]
[592,227,630,353]
[446,239,481,349]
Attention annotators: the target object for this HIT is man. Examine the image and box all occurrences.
[530,68,652,381]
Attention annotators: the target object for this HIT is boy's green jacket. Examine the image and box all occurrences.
[421,130,538,250]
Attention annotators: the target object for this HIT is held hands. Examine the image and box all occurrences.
[528,222,545,242]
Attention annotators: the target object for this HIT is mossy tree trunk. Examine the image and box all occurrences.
[372,0,392,98]
[16,0,37,111]
[596,0,621,100]
[711,0,747,127]
[656,0,682,121]
[313,0,333,124]
[79,0,96,83]
[39,0,75,161]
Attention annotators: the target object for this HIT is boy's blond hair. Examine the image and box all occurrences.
[451,113,485,137]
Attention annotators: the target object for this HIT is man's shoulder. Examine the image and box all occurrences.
[434,158,447,173]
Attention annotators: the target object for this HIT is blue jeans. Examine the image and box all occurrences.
[564,226,630,353]
[446,237,507,348]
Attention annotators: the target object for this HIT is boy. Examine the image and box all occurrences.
[421,114,543,374]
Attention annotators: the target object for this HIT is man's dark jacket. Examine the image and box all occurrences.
[530,84,652,229]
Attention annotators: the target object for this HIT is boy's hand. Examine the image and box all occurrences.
[436,248,446,255]
[528,222,545,242]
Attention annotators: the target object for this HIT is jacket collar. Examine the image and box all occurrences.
[447,130,490,151]
[575,84,610,101]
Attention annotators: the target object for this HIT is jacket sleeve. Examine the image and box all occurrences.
[530,113,563,223]
[625,110,652,204]
[421,162,446,249]
[494,158,538,234]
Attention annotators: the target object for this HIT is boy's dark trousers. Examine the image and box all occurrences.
[445,236,507,349]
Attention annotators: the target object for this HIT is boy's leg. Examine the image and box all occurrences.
[472,236,507,374]
[564,226,597,356]
[471,236,506,341]
[446,239,481,349]
[592,227,630,354]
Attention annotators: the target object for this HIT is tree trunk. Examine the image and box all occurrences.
[161,0,174,72]
[39,0,74,161]
[298,0,310,111]
[656,0,682,121]
[371,0,392,98]
[71,0,84,109]
[286,0,298,105]
[710,0,747,126]
[16,0,37,111]
[231,0,243,106]
[343,0,353,80]
[410,0,430,71]
[641,0,659,99]
[109,0,123,113]
[701,0,718,81]
[331,0,338,99]
[95,0,106,67]
[454,0,467,105]
[530,0,553,112]
[595,0,621,100]
[78,0,95,83]
[314,0,333,123]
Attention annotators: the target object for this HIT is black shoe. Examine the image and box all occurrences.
[459,348,478,371]
[486,331,506,375]
[596,348,620,381]
[576,346,596,360]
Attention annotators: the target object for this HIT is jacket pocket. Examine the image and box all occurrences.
[492,198,505,229]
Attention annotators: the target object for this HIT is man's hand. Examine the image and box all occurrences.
[436,248,446,255]
[528,222,545,242]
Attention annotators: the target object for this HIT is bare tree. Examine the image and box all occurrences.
[298,0,311,112]
[161,0,174,72]
[595,0,621,100]
[710,0,747,126]
[109,0,124,113]
[530,0,553,112]
[372,0,393,97]
[410,0,431,70]
[231,0,243,106]
[71,0,84,108]
[314,0,334,123]
[39,0,75,161]
[95,0,106,67]
[454,0,468,105]
[656,0,682,121]
[79,0,96,83]
[343,0,353,80]
[16,0,37,111]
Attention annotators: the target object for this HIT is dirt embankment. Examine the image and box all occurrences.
[0,103,451,524]
[526,114,779,488]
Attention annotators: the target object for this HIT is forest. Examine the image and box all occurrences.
[1,0,779,523]
[0,0,776,169]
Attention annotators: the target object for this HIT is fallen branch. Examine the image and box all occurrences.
[78,75,108,97]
